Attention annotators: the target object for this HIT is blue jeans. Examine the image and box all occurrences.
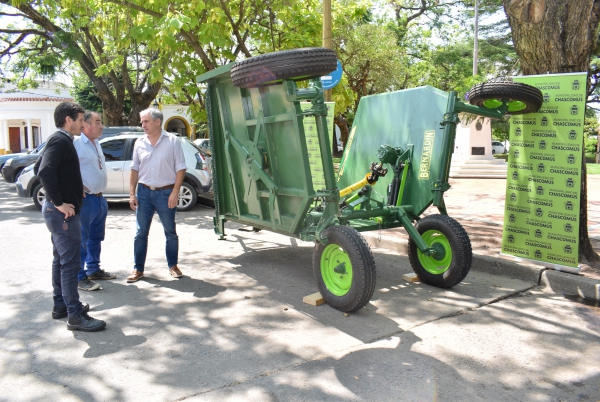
[133,184,178,272]
[42,201,85,317]
[78,194,108,281]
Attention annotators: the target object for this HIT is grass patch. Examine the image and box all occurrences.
[332,157,341,164]
[587,163,600,174]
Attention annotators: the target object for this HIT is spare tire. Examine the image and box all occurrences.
[231,48,337,88]
[467,80,543,115]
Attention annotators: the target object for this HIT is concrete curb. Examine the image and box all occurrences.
[362,231,600,302]
[541,270,600,301]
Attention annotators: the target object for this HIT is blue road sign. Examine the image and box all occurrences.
[320,60,342,90]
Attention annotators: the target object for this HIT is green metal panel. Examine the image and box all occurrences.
[199,68,329,236]
[337,86,450,217]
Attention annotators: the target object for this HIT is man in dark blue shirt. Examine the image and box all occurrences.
[36,102,106,332]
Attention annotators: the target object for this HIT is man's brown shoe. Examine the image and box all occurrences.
[169,265,183,278]
[126,270,144,283]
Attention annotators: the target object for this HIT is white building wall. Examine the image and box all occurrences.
[453,116,494,160]
[161,105,195,138]
[0,82,72,153]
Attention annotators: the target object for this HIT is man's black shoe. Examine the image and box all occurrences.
[52,303,90,319]
[67,312,106,332]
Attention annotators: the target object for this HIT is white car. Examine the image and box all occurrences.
[193,138,211,156]
[491,141,506,154]
[16,133,213,211]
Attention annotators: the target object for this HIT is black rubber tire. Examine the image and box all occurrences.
[313,225,376,313]
[231,48,337,88]
[13,168,24,183]
[33,182,45,210]
[468,81,543,115]
[408,214,472,288]
[198,188,215,208]
[177,182,197,212]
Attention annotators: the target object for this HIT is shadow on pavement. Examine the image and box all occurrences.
[143,276,226,298]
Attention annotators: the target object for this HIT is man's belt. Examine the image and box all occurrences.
[139,183,175,191]
[85,192,103,197]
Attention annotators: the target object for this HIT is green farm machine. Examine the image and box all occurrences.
[198,48,542,313]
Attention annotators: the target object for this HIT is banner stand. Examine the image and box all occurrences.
[501,73,586,271]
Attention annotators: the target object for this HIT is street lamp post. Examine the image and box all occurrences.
[323,0,332,101]
[473,0,479,76]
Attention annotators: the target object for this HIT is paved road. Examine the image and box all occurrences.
[0,180,599,401]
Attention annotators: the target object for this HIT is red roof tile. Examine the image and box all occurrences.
[0,97,74,102]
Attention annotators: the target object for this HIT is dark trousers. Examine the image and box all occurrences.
[42,201,84,317]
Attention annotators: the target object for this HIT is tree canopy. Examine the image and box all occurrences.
[1,0,518,125]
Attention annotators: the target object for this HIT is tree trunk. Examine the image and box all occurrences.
[596,131,600,164]
[127,82,161,126]
[334,114,350,157]
[503,0,600,265]
[578,154,599,264]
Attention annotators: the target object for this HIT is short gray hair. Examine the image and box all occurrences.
[140,108,163,125]
[83,111,100,123]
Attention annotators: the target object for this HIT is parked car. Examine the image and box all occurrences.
[100,126,144,140]
[1,142,46,183]
[491,141,506,154]
[16,132,213,211]
[2,126,144,183]
[0,149,35,171]
[193,138,212,156]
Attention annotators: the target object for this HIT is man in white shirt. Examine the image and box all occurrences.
[74,111,115,291]
[127,108,187,283]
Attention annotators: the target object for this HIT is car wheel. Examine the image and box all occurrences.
[177,182,197,212]
[13,168,24,183]
[198,188,215,208]
[230,48,337,88]
[33,183,46,210]
[492,149,496,154]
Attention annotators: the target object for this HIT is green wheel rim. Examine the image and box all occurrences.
[320,244,353,296]
[482,99,527,113]
[417,230,452,275]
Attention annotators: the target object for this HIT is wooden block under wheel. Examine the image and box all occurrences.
[402,273,420,283]
[303,292,325,306]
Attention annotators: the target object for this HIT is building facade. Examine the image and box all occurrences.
[0,82,73,154]
[0,83,197,155]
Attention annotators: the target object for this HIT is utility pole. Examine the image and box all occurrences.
[473,0,479,76]
[323,0,332,101]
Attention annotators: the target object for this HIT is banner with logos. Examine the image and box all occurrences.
[501,73,586,269]
[301,102,335,190]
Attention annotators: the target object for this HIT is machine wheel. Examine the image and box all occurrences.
[33,182,46,210]
[177,182,197,212]
[231,48,337,88]
[313,225,376,313]
[468,80,543,115]
[408,214,472,288]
